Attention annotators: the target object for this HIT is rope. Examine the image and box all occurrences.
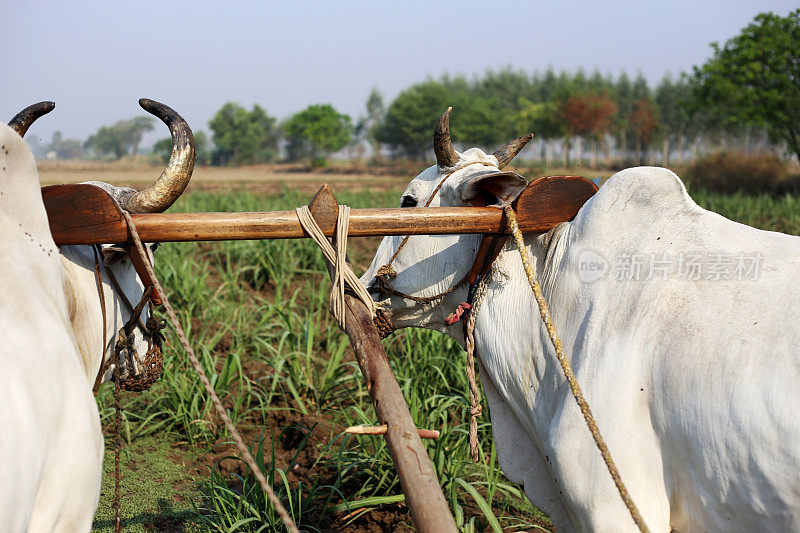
[296,205,376,329]
[464,274,490,462]
[113,372,122,532]
[121,211,300,533]
[503,206,650,533]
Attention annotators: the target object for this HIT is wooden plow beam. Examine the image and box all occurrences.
[41,176,597,532]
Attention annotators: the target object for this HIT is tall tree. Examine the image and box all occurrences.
[516,98,564,166]
[284,104,352,165]
[85,116,153,160]
[557,93,617,167]
[208,103,278,166]
[365,88,385,161]
[614,72,634,161]
[376,80,457,158]
[47,130,85,160]
[628,99,659,165]
[693,9,800,162]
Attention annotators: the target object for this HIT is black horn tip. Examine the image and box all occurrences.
[493,133,534,169]
[8,101,56,138]
[434,106,459,168]
[139,98,181,125]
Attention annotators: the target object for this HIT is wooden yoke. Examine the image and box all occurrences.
[41,176,598,245]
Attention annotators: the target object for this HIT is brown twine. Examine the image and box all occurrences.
[121,211,301,533]
[113,369,122,532]
[503,206,650,533]
[464,273,490,462]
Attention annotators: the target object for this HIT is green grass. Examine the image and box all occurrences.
[92,434,204,532]
[93,184,799,532]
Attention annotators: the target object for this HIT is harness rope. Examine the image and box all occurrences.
[296,204,376,328]
[503,206,650,533]
[120,211,301,533]
[92,245,166,532]
[464,273,490,462]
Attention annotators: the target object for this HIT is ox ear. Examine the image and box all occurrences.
[101,245,128,265]
[459,171,527,208]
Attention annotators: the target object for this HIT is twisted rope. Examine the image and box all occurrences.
[464,274,490,462]
[503,206,650,533]
[121,211,300,533]
[296,205,376,328]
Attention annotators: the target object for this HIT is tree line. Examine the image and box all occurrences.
[39,9,798,167]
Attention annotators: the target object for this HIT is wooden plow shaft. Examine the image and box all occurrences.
[343,293,457,532]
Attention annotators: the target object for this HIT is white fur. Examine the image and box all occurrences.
[0,123,152,531]
[361,153,800,531]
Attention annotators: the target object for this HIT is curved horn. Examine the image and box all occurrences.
[8,101,55,138]
[119,98,195,214]
[492,133,533,169]
[433,107,459,168]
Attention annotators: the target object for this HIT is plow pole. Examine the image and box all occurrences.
[343,293,457,532]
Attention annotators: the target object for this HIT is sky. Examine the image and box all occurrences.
[2,0,797,149]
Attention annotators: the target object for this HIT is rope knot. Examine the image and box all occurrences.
[469,404,483,417]
[445,302,472,325]
[376,264,397,278]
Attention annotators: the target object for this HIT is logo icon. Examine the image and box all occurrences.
[578,250,608,283]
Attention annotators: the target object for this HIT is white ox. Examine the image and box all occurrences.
[0,100,194,531]
[361,109,800,532]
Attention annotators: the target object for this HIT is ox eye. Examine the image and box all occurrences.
[401,195,417,208]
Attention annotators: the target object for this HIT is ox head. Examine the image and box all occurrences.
[361,108,531,336]
[8,99,195,387]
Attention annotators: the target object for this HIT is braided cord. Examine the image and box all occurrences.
[464,274,490,462]
[503,206,650,533]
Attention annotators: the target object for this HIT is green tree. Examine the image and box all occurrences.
[376,81,453,158]
[693,9,800,162]
[516,98,563,166]
[47,130,85,160]
[85,116,154,160]
[208,103,278,166]
[284,104,352,165]
[655,75,695,164]
[365,88,385,161]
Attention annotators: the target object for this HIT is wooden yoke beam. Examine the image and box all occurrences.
[307,185,458,532]
[41,176,597,246]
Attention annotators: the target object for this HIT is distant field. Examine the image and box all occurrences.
[37,161,613,196]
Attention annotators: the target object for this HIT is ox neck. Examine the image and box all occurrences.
[59,244,151,391]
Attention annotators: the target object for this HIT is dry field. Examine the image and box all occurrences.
[37,161,611,195]
[38,162,417,196]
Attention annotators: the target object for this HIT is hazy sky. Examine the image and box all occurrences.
[2,0,797,148]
